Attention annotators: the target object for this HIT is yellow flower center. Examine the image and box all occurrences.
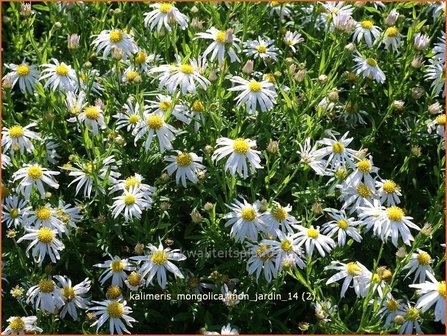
[233,138,250,154]
[382,180,398,194]
[417,252,431,265]
[332,142,345,154]
[9,318,25,332]
[337,219,349,230]
[111,260,125,272]
[159,100,172,111]
[335,167,348,180]
[79,73,87,82]
[124,194,136,205]
[83,162,95,175]
[356,159,372,173]
[62,287,76,301]
[280,239,292,252]
[37,227,54,243]
[256,245,273,261]
[179,64,194,74]
[146,115,164,130]
[386,26,399,37]
[272,207,287,221]
[38,279,55,293]
[307,228,319,239]
[128,114,140,124]
[128,272,141,286]
[241,207,256,221]
[366,58,378,67]
[386,206,404,222]
[36,207,52,221]
[345,102,358,114]
[8,125,24,138]
[216,31,226,43]
[386,299,399,311]
[125,177,140,189]
[264,73,276,83]
[271,1,280,7]
[135,51,147,64]
[159,3,173,14]
[55,64,69,76]
[406,307,420,321]
[356,183,371,198]
[109,30,123,43]
[372,273,381,283]
[256,44,267,53]
[107,302,124,318]
[126,70,138,81]
[176,153,193,167]
[27,165,43,180]
[248,81,262,92]
[16,64,30,77]
[151,250,168,265]
[10,208,19,218]
[84,106,100,120]
[361,20,374,29]
[436,114,446,125]
[192,100,204,112]
[106,286,122,299]
[438,282,446,298]
[346,262,362,276]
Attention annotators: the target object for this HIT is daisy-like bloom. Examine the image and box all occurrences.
[122,66,142,84]
[325,261,369,298]
[94,256,134,288]
[314,300,335,323]
[40,59,77,92]
[189,99,206,131]
[321,209,362,246]
[356,269,386,298]
[92,29,137,60]
[398,302,423,334]
[3,62,40,94]
[17,226,65,265]
[130,240,186,289]
[13,163,59,199]
[321,2,353,21]
[124,271,144,291]
[205,323,239,335]
[332,12,355,33]
[413,32,430,51]
[56,200,82,229]
[376,179,402,206]
[88,299,136,334]
[133,50,161,73]
[283,31,304,53]
[262,231,306,271]
[243,37,278,62]
[260,202,299,236]
[2,153,11,169]
[150,58,210,95]
[316,131,357,170]
[409,272,446,325]
[44,139,61,164]
[111,187,152,221]
[339,101,368,126]
[432,32,445,63]
[1,196,31,228]
[428,113,446,139]
[345,156,379,190]
[353,53,386,83]
[196,27,241,65]
[164,151,205,187]
[69,103,106,136]
[212,137,262,179]
[54,275,91,321]
[403,249,434,283]
[228,76,277,113]
[109,173,156,199]
[297,138,327,176]
[146,94,190,125]
[134,110,177,153]
[77,69,104,95]
[382,26,403,53]
[223,198,265,242]
[295,225,335,257]
[113,99,144,132]
[27,204,67,234]
[246,242,277,283]
[352,19,381,47]
[425,59,446,98]
[26,278,65,314]
[338,181,374,212]
[143,3,188,33]
[66,91,86,117]
[1,123,41,155]
[269,1,292,19]
[2,316,43,335]
[185,272,215,294]
[379,294,404,328]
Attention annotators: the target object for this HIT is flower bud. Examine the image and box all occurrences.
[204,145,214,154]
[54,21,62,28]
[410,145,422,157]
[134,242,145,255]
[413,33,429,51]
[67,34,80,50]
[344,42,356,52]
[327,89,339,103]
[411,87,424,100]
[294,69,307,82]
[242,60,254,74]
[410,55,424,69]
[160,201,171,210]
[190,18,203,30]
[428,102,442,115]
[421,223,433,236]
[393,315,405,325]
[318,74,328,83]
[393,100,405,111]
[385,9,399,26]
[266,139,279,154]
[204,202,214,212]
[396,246,406,259]
[311,202,323,214]
[191,208,203,223]
[190,5,199,14]
[225,29,234,44]
[20,3,32,17]
[208,69,218,81]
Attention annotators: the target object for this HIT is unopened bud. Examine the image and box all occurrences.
[396,246,406,259]
[67,34,80,50]
[294,69,306,82]
[191,208,203,223]
[242,60,254,74]
[311,202,323,214]
[421,223,433,236]
[385,9,399,26]
[318,74,328,83]
[393,100,405,111]
[266,139,279,154]
[411,55,424,69]
[134,242,145,255]
[204,202,214,211]
[344,42,356,52]
[411,87,424,100]
[208,69,218,82]
[428,102,442,115]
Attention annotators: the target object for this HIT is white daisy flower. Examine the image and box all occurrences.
[130,240,186,289]
[425,59,445,98]
[262,231,306,271]
[88,299,136,334]
[146,94,190,125]
[3,62,40,94]
[338,181,375,213]
[378,295,404,328]
[13,163,59,199]
[196,27,241,65]
[246,242,277,283]
[314,300,335,323]
[315,131,357,170]
[432,32,445,63]
[111,187,152,221]
[54,275,91,321]
[1,123,41,155]
[26,278,65,314]
[78,69,104,95]
[283,31,304,52]
[122,66,142,84]
[375,179,402,206]
[332,12,355,33]
[188,99,206,131]
[297,138,327,176]
[398,303,423,334]
[353,53,386,83]
[353,20,381,47]
[428,113,446,139]
[1,196,31,228]
[27,204,67,234]
[243,36,278,62]
[403,249,434,283]
[413,32,430,51]
[260,202,299,236]
[92,29,137,60]
[40,59,77,91]
[124,271,144,292]
[133,50,161,73]
[94,255,134,288]
[143,3,188,33]
[205,323,239,335]
[223,198,264,242]
[134,110,177,153]
[321,209,362,246]
[56,200,82,229]
[212,137,262,179]
[382,26,403,53]
[113,99,144,131]
[269,1,292,19]
[2,153,11,169]
[356,269,386,298]
[44,139,62,165]
[345,156,379,190]
[228,76,277,113]
[339,102,368,126]
[2,316,43,335]
[68,103,106,136]
[295,225,335,258]
[409,272,446,325]
[164,151,205,187]
[65,90,86,116]
[325,261,369,298]
[109,173,156,199]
